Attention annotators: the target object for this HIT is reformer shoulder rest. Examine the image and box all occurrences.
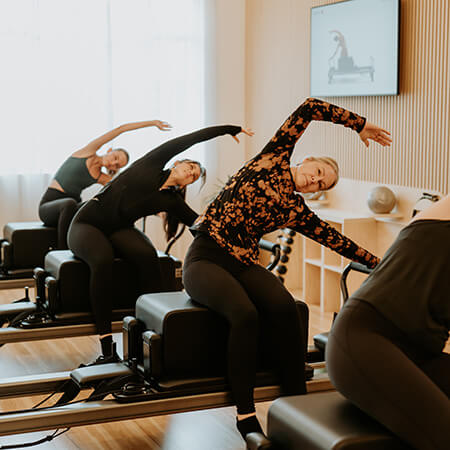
[247,390,411,449]
[125,291,313,391]
[1,222,57,277]
[40,250,182,316]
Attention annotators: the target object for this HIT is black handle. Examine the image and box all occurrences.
[258,239,281,272]
[340,261,373,303]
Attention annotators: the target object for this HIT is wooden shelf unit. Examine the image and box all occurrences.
[302,209,377,313]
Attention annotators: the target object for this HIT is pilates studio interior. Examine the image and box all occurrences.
[0,1,448,449]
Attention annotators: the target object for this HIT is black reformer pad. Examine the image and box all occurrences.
[0,222,57,276]
[252,390,411,449]
[19,249,182,327]
[120,290,313,396]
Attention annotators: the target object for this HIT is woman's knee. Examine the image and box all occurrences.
[61,199,78,216]
[39,202,59,226]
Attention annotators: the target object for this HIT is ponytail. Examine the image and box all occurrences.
[161,187,187,241]
[161,159,207,241]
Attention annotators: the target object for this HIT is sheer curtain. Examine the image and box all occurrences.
[0,0,205,229]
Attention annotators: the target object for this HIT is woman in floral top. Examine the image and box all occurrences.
[183,97,392,440]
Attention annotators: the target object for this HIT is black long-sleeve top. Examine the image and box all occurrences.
[192,98,379,268]
[352,219,450,355]
[79,125,241,234]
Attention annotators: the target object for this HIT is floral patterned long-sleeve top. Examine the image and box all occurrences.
[191,98,379,268]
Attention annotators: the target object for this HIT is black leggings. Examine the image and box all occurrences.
[326,298,450,450]
[68,203,163,336]
[183,234,306,415]
[39,188,81,249]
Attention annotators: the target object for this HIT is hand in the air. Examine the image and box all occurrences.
[232,127,254,143]
[359,122,392,148]
[153,120,172,131]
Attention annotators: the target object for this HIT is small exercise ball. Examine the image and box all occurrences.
[367,186,396,214]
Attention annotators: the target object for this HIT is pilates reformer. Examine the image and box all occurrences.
[0,239,281,347]
[0,249,183,344]
[0,288,328,439]
[0,217,185,344]
[0,216,166,290]
[0,222,57,290]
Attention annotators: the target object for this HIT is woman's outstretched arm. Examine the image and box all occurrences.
[73,120,172,157]
[145,125,252,167]
[260,97,391,157]
[289,201,380,269]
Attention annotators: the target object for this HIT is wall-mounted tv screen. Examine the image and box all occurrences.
[310,0,400,97]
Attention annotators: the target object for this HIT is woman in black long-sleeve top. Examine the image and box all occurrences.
[327,195,450,450]
[183,98,391,440]
[68,125,252,359]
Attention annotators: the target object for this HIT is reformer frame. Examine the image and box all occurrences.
[0,361,331,437]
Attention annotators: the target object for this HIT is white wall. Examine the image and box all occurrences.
[0,2,248,264]
[161,0,248,260]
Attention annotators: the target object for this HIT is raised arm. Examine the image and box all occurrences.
[289,202,379,269]
[73,120,172,157]
[261,98,390,158]
[145,125,244,167]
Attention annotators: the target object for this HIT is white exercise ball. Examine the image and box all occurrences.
[367,186,396,214]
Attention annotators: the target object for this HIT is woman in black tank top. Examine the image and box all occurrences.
[327,195,450,450]
[38,120,170,248]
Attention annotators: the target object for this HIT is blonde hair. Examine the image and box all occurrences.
[302,156,340,190]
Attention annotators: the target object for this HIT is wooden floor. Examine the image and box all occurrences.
[0,287,447,449]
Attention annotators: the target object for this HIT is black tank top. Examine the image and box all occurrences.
[352,219,450,354]
[54,156,97,198]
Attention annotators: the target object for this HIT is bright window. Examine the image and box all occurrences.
[0,0,205,175]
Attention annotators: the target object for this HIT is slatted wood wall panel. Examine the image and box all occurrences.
[308,0,450,193]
